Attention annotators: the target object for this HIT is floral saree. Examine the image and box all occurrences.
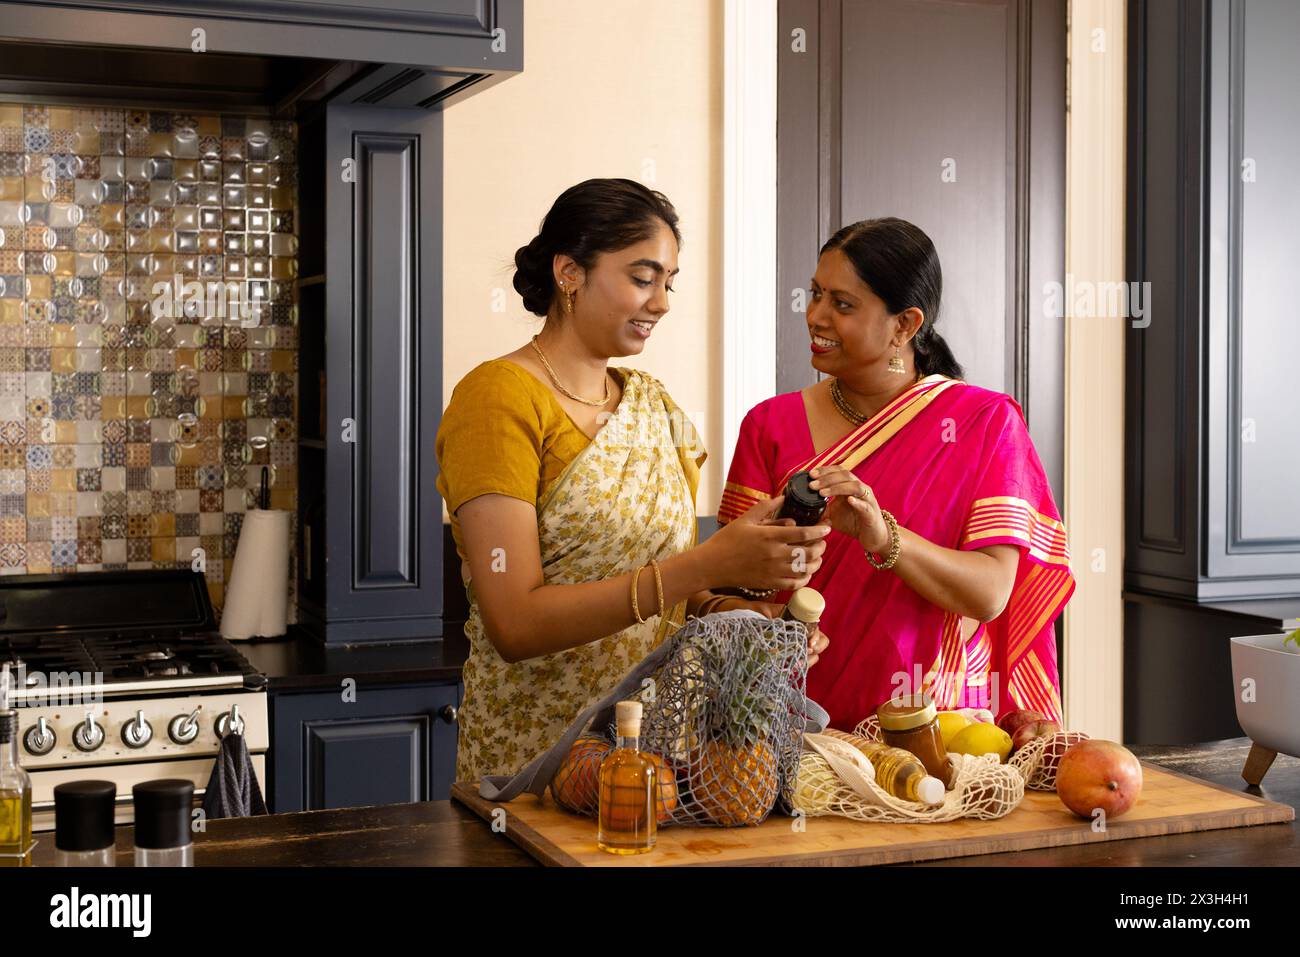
[719,375,1074,731]
[455,370,704,783]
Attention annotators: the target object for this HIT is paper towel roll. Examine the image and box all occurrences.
[220,509,290,641]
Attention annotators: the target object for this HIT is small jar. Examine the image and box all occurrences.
[876,694,956,790]
[781,587,825,639]
[132,779,194,867]
[54,780,117,866]
[775,471,827,527]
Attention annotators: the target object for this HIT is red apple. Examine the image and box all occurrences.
[996,708,1043,738]
[1011,719,1060,753]
[1041,731,1090,777]
[1056,740,1143,820]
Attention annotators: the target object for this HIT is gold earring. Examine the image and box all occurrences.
[888,343,906,374]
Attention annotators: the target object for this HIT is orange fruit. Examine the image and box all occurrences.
[551,735,610,814]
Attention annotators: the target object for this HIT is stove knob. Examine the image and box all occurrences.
[23,716,56,756]
[73,712,105,752]
[214,704,245,739]
[168,708,201,745]
[121,710,154,749]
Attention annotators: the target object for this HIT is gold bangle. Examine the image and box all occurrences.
[649,558,665,618]
[866,508,902,570]
[631,565,646,623]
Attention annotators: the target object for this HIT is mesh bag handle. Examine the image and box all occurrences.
[478,610,830,803]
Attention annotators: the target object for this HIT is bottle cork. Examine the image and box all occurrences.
[615,700,643,737]
[781,587,825,625]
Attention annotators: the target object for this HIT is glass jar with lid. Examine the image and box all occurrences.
[875,693,956,790]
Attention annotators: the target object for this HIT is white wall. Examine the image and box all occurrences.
[441,0,725,517]
[1064,0,1127,738]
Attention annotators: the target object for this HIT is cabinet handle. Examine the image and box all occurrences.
[438,704,458,724]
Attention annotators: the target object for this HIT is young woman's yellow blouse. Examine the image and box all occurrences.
[436,359,702,565]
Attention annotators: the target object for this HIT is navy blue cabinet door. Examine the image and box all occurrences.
[308,104,444,641]
[270,683,461,812]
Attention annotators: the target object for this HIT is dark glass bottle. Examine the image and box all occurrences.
[774,471,827,526]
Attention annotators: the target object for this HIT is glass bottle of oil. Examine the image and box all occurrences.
[0,705,33,867]
[596,701,657,855]
[857,741,944,805]
[820,728,944,805]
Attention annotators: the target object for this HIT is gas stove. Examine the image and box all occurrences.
[0,569,269,832]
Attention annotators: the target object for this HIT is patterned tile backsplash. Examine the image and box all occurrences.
[0,103,298,618]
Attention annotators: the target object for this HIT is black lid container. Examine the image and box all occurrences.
[775,471,827,526]
[133,779,195,850]
[54,780,117,852]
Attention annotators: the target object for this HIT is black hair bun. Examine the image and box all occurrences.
[512,236,553,317]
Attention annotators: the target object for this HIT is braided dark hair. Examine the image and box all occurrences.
[820,217,963,379]
[513,178,681,318]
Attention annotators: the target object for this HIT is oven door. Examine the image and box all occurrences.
[18,689,268,833]
[29,755,269,832]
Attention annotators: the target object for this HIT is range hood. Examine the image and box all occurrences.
[0,0,523,113]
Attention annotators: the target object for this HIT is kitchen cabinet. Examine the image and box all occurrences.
[296,104,446,642]
[1126,0,1300,602]
[1124,0,1300,742]
[0,1,523,102]
[269,681,461,813]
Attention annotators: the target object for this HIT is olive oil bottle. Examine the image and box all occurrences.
[596,701,657,855]
[0,674,33,865]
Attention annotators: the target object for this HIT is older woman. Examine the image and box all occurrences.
[719,218,1074,730]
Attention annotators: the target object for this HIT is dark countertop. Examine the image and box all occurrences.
[1122,589,1300,631]
[26,737,1300,867]
[235,623,469,691]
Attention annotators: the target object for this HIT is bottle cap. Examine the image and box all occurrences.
[784,472,825,512]
[132,779,195,849]
[876,693,938,731]
[784,587,825,624]
[917,776,945,806]
[55,780,117,852]
[615,700,643,736]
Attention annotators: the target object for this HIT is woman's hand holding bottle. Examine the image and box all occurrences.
[700,496,830,592]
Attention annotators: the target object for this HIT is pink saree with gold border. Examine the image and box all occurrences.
[718,375,1074,730]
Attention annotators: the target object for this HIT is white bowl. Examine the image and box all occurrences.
[1230,633,1300,759]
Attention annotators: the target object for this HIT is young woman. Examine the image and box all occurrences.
[437,179,831,782]
[719,218,1074,731]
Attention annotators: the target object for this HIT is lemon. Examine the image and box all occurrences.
[936,712,973,749]
[949,723,1013,763]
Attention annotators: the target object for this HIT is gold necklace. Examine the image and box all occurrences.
[529,335,610,407]
[830,378,869,426]
[831,373,923,426]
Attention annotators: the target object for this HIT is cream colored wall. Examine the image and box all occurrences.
[1063,0,1127,739]
[441,0,725,519]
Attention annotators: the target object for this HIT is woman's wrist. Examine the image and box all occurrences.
[863,511,902,570]
[684,536,729,591]
[662,547,719,597]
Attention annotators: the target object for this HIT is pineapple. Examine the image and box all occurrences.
[689,638,783,826]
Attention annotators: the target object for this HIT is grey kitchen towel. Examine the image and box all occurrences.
[201,730,268,819]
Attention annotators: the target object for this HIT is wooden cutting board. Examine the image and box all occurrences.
[451,761,1294,867]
